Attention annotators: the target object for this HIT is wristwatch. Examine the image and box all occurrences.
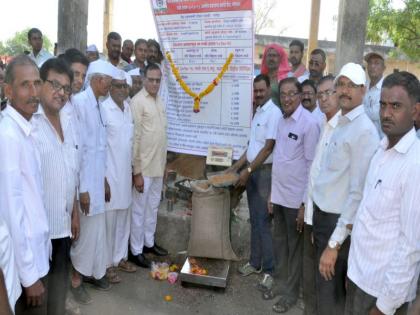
[328,240,341,250]
[247,166,252,174]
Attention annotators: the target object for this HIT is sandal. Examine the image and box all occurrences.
[272,296,296,313]
[118,260,137,273]
[263,289,277,301]
[106,268,121,284]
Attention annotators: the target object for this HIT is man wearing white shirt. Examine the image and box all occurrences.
[70,60,117,303]
[27,28,53,68]
[0,55,51,314]
[231,74,281,291]
[0,217,21,314]
[102,71,136,283]
[313,63,379,315]
[31,58,80,315]
[302,75,340,315]
[301,79,325,128]
[363,52,386,138]
[345,71,420,315]
[287,40,309,80]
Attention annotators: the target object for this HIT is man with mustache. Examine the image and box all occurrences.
[301,79,325,128]
[303,74,340,315]
[265,77,320,313]
[363,52,386,138]
[231,74,281,292]
[106,32,129,70]
[345,71,420,315]
[0,55,51,314]
[312,63,379,315]
[287,40,309,81]
[299,49,327,85]
[31,58,80,315]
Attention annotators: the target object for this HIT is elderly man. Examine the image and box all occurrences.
[299,49,327,84]
[31,58,80,315]
[124,39,148,74]
[106,32,129,70]
[303,74,340,315]
[301,79,325,128]
[346,71,420,315]
[260,44,290,107]
[0,55,51,314]
[231,74,281,291]
[27,28,53,67]
[121,40,134,64]
[312,63,379,315]
[364,52,386,137]
[287,40,309,80]
[70,60,117,303]
[101,70,136,283]
[129,63,168,268]
[265,77,320,313]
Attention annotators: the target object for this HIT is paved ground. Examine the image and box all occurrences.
[79,257,303,315]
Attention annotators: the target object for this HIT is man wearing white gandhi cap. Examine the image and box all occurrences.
[101,70,137,284]
[70,59,118,304]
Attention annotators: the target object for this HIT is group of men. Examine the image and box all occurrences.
[236,40,420,315]
[0,28,169,315]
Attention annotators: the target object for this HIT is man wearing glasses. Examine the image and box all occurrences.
[265,77,320,313]
[311,63,379,314]
[129,63,168,269]
[303,74,340,315]
[32,58,80,314]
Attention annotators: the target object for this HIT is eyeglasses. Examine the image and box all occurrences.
[45,79,72,95]
[335,82,363,89]
[280,91,300,99]
[317,90,336,99]
[112,83,129,89]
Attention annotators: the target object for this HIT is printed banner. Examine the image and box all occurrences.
[151,0,254,159]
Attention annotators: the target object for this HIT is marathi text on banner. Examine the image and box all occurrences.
[151,0,254,159]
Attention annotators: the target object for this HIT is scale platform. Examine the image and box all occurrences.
[180,257,230,288]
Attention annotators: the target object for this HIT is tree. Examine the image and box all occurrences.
[255,0,277,34]
[367,0,420,61]
[0,28,53,56]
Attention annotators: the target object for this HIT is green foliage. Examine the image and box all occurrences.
[0,28,53,56]
[367,0,420,61]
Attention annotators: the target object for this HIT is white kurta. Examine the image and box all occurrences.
[73,86,107,216]
[101,96,134,266]
[0,106,51,288]
[70,87,108,278]
[101,97,133,211]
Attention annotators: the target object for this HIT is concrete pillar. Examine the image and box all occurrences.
[335,0,369,71]
[57,0,88,54]
[103,0,114,53]
[307,0,321,64]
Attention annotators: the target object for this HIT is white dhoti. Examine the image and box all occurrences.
[105,208,130,267]
[130,176,163,255]
[70,212,107,279]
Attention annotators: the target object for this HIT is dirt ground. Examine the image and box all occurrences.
[78,257,303,315]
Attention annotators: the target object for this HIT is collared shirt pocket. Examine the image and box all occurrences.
[255,122,266,142]
[327,140,347,171]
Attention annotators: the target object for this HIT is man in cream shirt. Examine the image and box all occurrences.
[130,63,168,269]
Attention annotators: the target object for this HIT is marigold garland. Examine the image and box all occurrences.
[166,52,234,113]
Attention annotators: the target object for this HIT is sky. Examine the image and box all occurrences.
[0,0,344,51]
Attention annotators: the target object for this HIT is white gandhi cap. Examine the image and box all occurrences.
[335,62,366,85]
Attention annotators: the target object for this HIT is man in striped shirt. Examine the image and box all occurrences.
[32,58,80,315]
[345,71,420,315]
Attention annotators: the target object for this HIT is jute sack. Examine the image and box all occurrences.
[188,180,238,261]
